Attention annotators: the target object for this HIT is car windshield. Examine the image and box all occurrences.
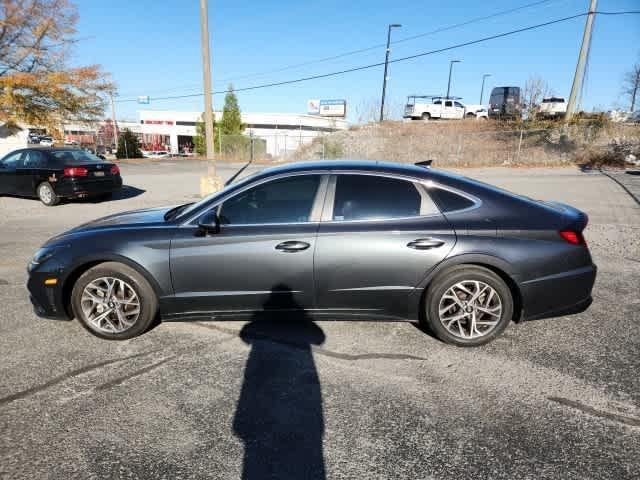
[49,149,104,165]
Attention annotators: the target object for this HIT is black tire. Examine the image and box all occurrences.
[421,112,431,121]
[37,182,60,206]
[98,192,113,201]
[423,265,513,347]
[71,262,158,340]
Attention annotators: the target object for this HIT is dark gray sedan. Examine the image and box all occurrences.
[27,160,596,346]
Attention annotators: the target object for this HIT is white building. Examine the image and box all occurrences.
[0,123,30,157]
[138,110,348,157]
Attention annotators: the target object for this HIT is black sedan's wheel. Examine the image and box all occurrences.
[424,266,513,347]
[71,262,158,340]
[37,182,60,206]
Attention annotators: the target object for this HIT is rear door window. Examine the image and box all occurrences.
[332,174,438,221]
[23,150,48,168]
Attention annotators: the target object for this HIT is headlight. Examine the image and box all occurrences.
[32,246,65,265]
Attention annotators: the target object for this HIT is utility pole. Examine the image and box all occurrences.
[565,0,597,121]
[379,23,401,122]
[480,73,491,104]
[109,92,119,149]
[199,0,222,195]
[446,60,461,99]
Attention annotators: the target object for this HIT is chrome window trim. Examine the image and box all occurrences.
[181,171,329,227]
[180,168,482,227]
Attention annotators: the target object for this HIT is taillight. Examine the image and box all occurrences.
[63,167,88,177]
[110,165,120,175]
[559,230,586,246]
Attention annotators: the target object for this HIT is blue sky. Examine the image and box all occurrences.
[71,0,640,121]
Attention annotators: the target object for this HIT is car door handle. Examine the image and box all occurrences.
[407,238,445,250]
[275,241,311,252]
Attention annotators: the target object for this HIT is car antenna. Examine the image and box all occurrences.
[224,158,254,187]
[415,160,434,168]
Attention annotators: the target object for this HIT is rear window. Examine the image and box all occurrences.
[430,188,475,213]
[49,150,104,165]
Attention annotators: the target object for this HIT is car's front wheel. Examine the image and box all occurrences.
[37,182,60,206]
[423,265,513,347]
[71,262,158,340]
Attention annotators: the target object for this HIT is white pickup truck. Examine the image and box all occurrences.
[404,96,488,120]
[538,97,567,119]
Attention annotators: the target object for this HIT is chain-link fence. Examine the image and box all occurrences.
[195,122,640,168]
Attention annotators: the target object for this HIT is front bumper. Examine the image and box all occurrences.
[519,264,597,321]
[27,272,72,320]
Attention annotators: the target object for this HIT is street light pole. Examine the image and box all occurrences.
[109,92,119,149]
[379,23,401,122]
[480,73,491,104]
[199,0,222,195]
[446,60,461,99]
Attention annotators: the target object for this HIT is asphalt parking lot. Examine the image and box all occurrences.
[1,161,639,479]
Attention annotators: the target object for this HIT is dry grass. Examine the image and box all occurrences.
[292,119,640,168]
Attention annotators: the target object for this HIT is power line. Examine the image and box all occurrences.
[217,0,559,85]
[120,0,560,100]
[112,9,640,106]
[114,12,587,104]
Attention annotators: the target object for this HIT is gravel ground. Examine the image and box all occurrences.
[0,161,639,479]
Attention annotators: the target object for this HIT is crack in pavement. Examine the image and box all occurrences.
[0,349,161,406]
[193,322,429,361]
[548,396,640,428]
[94,356,177,391]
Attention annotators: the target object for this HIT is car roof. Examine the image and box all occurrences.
[249,160,507,198]
[256,160,438,179]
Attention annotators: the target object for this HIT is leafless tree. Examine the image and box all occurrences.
[354,97,381,124]
[523,75,551,120]
[621,60,640,112]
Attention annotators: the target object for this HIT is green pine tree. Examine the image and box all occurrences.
[220,84,244,135]
[116,129,142,159]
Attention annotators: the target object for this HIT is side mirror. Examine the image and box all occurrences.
[197,210,220,234]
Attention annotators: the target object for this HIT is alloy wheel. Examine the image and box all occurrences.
[80,277,141,333]
[438,280,502,340]
[39,185,52,203]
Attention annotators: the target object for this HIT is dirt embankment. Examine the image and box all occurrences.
[293,119,640,168]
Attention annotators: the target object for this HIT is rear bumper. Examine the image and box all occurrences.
[519,264,597,321]
[54,176,123,198]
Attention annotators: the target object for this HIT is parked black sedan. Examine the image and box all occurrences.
[27,160,596,346]
[0,147,122,205]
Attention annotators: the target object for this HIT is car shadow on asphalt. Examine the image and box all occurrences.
[233,284,327,480]
[83,185,146,203]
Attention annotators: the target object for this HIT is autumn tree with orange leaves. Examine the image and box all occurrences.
[0,0,113,136]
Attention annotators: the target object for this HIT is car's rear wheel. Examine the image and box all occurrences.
[423,266,513,347]
[71,262,158,340]
[37,182,60,206]
[421,112,431,121]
